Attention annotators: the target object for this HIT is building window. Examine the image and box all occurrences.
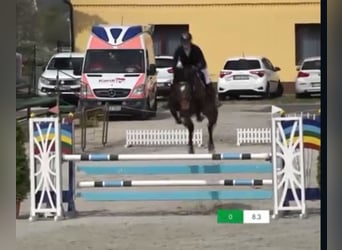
[295,23,320,65]
[152,25,189,56]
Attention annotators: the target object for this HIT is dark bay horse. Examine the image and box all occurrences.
[168,65,218,154]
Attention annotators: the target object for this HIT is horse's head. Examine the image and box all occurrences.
[171,66,196,110]
[173,65,194,83]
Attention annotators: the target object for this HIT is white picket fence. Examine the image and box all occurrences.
[236,112,319,146]
[285,112,318,120]
[125,129,203,147]
[236,128,271,146]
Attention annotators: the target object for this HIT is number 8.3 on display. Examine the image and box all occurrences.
[244,210,270,224]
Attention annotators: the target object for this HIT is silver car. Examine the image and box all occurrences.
[155,56,174,97]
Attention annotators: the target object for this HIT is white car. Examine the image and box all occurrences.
[38,52,84,99]
[217,56,283,99]
[295,56,321,98]
[155,55,174,97]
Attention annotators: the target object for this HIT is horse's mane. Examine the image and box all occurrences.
[173,66,197,85]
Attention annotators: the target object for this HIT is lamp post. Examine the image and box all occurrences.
[66,18,72,50]
[56,69,61,124]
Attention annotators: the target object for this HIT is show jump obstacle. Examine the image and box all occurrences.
[28,116,306,221]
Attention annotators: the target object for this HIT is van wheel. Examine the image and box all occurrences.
[151,96,157,117]
[139,98,150,120]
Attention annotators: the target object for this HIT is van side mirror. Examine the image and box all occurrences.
[148,64,157,75]
[73,67,82,76]
[274,66,281,72]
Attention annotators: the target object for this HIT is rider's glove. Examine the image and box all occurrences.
[192,65,199,71]
[196,62,205,70]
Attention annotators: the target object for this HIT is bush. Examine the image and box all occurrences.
[16,122,30,201]
[317,151,320,188]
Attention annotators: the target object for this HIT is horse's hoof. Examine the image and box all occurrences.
[208,146,215,153]
[188,148,195,154]
[175,119,182,124]
[196,115,204,122]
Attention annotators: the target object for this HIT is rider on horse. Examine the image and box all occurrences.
[172,32,218,121]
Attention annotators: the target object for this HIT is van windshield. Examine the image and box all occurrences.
[47,57,84,71]
[84,49,145,74]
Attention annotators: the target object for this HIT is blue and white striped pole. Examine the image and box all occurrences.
[78,179,273,188]
[63,153,271,161]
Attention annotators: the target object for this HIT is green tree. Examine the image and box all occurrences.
[16,0,39,46]
[37,5,70,48]
[16,122,30,201]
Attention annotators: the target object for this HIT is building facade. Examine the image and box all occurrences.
[71,0,320,83]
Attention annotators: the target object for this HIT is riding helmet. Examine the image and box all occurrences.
[180,32,192,42]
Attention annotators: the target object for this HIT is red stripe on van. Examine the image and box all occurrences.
[80,75,96,99]
[117,36,142,49]
[88,35,113,49]
[128,74,146,99]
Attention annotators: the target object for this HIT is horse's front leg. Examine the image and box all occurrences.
[184,117,195,154]
[208,122,215,153]
[169,103,182,124]
[207,112,218,153]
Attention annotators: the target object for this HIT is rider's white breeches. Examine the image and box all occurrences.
[201,68,211,84]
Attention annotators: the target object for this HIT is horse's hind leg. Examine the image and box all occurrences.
[195,102,204,122]
[184,117,195,154]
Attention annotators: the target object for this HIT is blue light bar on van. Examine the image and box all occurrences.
[91,25,145,45]
[92,26,109,42]
[122,26,143,41]
[110,28,122,41]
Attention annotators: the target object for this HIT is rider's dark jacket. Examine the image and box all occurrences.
[173,44,207,70]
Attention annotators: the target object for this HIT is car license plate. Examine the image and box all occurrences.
[312,82,320,87]
[59,86,71,91]
[233,75,249,80]
[109,105,121,111]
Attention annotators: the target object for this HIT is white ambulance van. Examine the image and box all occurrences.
[78,25,158,119]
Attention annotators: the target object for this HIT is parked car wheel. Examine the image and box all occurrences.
[296,93,307,99]
[228,94,239,100]
[262,83,271,99]
[275,81,284,97]
[218,93,227,101]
